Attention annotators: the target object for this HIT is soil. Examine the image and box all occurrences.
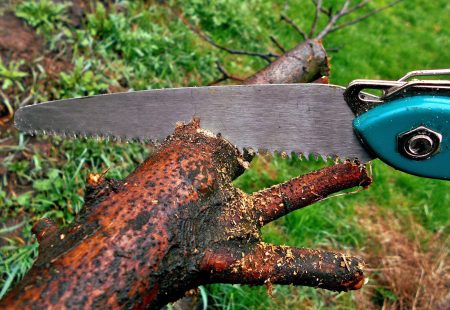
[0,13,72,124]
[0,13,43,61]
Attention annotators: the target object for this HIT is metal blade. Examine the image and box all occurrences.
[14,84,373,162]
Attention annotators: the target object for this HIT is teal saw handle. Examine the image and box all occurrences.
[353,95,450,180]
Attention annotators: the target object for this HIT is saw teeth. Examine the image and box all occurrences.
[17,128,358,161]
[235,146,349,163]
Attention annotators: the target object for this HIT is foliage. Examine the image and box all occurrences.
[0,59,28,91]
[15,0,69,37]
[0,237,37,299]
[58,57,109,97]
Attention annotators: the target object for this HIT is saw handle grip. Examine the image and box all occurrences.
[353,95,450,180]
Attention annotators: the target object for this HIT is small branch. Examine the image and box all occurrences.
[346,0,372,16]
[316,0,351,40]
[199,35,278,63]
[176,9,278,63]
[315,0,403,40]
[326,46,344,53]
[329,0,404,34]
[309,0,322,38]
[208,62,246,86]
[311,0,333,16]
[269,35,286,53]
[280,14,309,41]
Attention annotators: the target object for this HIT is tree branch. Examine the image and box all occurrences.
[329,0,404,35]
[1,119,372,309]
[176,9,278,63]
[316,0,351,40]
[280,14,309,41]
[243,39,329,85]
[309,0,322,38]
[252,162,371,225]
[269,35,286,53]
[208,61,246,85]
[315,0,404,40]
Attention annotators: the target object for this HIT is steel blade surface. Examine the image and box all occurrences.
[14,84,373,162]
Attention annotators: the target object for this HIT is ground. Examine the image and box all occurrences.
[0,0,449,308]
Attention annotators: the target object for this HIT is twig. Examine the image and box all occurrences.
[316,0,351,40]
[280,14,308,41]
[269,35,286,53]
[176,9,278,63]
[329,0,404,34]
[311,0,332,16]
[346,0,372,16]
[208,62,246,86]
[325,46,343,53]
[316,0,403,40]
[309,0,322,37]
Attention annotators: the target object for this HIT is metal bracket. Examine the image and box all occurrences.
[344,69,450,116]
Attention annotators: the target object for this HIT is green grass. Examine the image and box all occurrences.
[1,0,449,307]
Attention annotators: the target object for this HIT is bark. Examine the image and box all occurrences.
[1,40,372,309]
[243,39,329,84]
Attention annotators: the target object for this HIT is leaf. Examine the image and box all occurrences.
[16,193,31,206]
[47,169,60,180]
[33,179,52,191]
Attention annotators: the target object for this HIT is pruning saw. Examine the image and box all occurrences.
[14,69,450,180]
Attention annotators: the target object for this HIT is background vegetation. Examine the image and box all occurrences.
[1,0,448,308]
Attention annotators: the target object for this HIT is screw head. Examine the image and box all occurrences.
[398,126,442,160]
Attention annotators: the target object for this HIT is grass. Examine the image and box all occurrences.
[1,0,449,307]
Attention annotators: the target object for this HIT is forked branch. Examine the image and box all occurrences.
[283,0,404,40]
[176,0,403,84]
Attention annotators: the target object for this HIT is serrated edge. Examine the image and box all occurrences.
[21,129,363,163]
[239,146,357,163]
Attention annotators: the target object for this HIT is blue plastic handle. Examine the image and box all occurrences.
[353,95,450,180]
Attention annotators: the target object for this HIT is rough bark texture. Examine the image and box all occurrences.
[243,40,329,84]
[1,40,373,309]
[1,120,371,309]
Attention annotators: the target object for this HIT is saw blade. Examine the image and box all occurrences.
[14,84,373,162]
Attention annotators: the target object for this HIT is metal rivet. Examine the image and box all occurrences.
[398,126,442,160]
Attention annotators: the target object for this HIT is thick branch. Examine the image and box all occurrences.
[252,162,371,225]
[243,39,329,84]
[202,243,365,291]
[0,119,371,309]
